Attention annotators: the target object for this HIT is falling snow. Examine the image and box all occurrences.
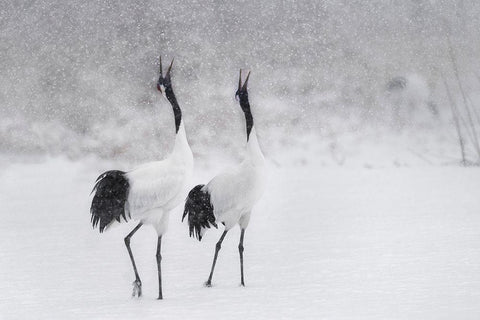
[2,1,480,319]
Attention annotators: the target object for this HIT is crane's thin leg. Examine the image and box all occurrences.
[205,230,228,287]
[124,222,143,297]
[156,236,163,300]
[239,228,246,286]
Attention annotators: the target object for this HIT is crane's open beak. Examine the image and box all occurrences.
[235,69,251,100]
[157,57,174,93]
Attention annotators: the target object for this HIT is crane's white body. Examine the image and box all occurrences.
[90,58,189,299]
[127,121,193,234]
[205,127,266,230]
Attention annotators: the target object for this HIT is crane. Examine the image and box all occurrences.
[90,57,193,299]
[183,70,266,287]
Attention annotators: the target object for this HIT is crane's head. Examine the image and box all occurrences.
[235,70,254,140]
[157,56,174,98]
[235,69,250,112]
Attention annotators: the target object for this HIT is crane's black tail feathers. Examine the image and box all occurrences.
[90,170,130,233]
[182,184,217,241]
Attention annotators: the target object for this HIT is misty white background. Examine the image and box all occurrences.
[1,0,479,164]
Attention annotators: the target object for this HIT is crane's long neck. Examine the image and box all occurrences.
[165,87,192,160]
[173,120,191,158]
[244,109,254,142]
[246,126,264,164]
[165,87,181,134]
[240,96,264,164]
[240,97,254,141]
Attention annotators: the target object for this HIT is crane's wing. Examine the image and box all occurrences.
[126,160,187,215]
[205,167,252,214]
[205,162,264,219]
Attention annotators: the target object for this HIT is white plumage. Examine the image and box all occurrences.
[90,58,192,299]
[127,122,193,233]
[205,127,265,230]
[183,70,266,287]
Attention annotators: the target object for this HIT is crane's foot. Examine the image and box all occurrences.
[132,279,142,297]
[204,280,212,287]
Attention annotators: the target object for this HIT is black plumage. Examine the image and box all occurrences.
[182,184,217,241]
[90,170,130,232]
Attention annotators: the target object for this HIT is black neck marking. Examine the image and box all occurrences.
[165,87,182,133]
[239,96,254,141]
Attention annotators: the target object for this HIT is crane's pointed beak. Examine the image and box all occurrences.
[235,69,243,101]
[157,55,163,92]
[238,69,242,92]
[242,71,251,91]
[159,56,163,77]
[166,58,174,79]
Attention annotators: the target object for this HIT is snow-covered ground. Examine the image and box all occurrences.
[1,157,479,319]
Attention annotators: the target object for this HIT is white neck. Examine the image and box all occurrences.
[171,120,193,161]
[246,127,264,165]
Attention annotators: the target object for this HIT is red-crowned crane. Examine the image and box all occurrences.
[90,57,193,300]
[182,70,266,287]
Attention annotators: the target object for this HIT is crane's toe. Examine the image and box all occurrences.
[204,281,212,287]
[132,279,142,297]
